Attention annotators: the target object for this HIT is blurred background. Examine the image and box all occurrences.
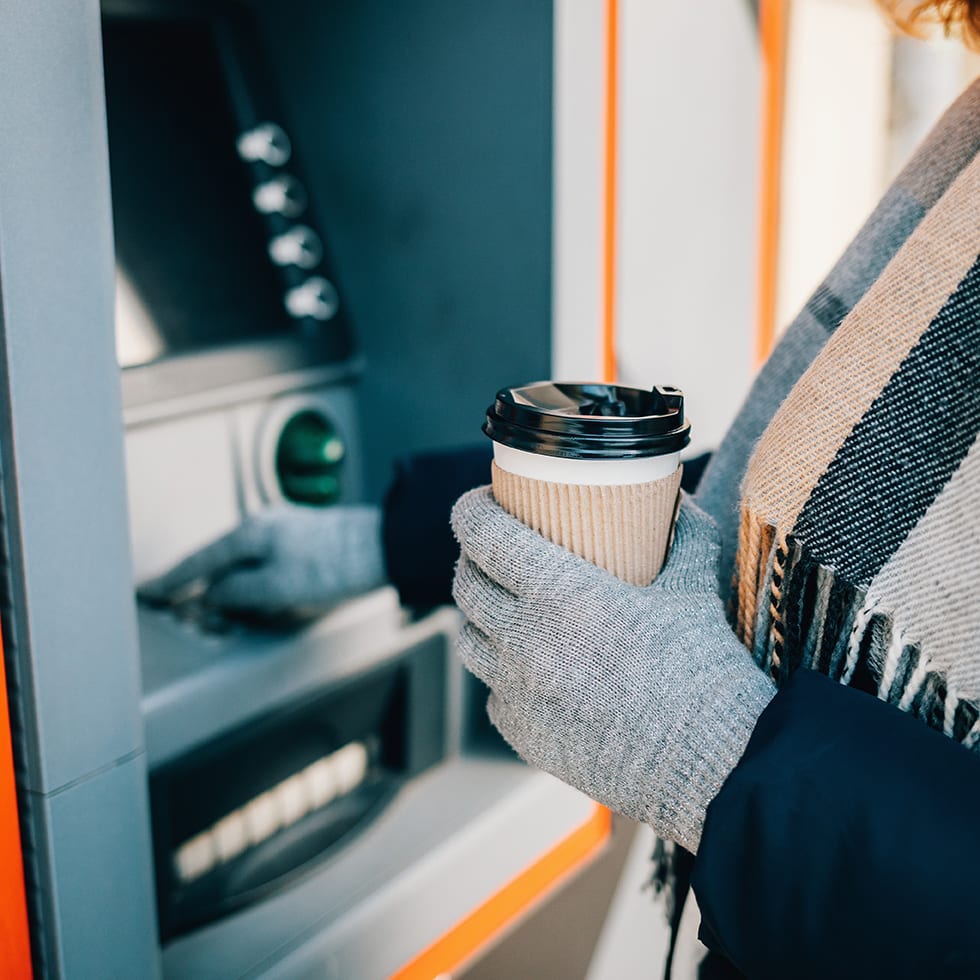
[0,1,975,978]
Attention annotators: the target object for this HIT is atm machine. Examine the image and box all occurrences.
[0,1,608,977]
[0,0,768,974]
[113,1,607,977]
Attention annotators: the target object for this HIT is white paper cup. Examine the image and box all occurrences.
[485,383,689,586]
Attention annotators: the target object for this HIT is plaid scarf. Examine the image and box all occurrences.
[732,82,980,749]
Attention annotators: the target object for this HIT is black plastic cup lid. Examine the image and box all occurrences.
[483,382,690,460]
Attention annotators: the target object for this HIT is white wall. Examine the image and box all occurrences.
[552,0,606,383]
[775,0,980,338]
[614,0,760,457]
[776,0,893,332]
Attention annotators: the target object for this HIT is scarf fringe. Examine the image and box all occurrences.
[647,837,680,919]
[732,513,980,751]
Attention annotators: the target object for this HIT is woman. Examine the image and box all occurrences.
[147,3,980,974]
[450,3,980,976]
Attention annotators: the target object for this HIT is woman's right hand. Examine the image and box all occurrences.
[450,488,775,852]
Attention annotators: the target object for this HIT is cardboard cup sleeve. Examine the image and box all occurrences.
[491,461,683,586]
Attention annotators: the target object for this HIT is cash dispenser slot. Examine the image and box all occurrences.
[151,636,446,940]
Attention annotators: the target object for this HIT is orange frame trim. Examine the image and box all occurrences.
[0,628,32,978]
[390,804,611,980]
[601,0,619,383]
[755,0,789,366]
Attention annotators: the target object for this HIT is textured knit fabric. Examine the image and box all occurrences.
[139,505,386,616]
[730,83,980,748]
[451,489,775,852]
[696,78,980,589]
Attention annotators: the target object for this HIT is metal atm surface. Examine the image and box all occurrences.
[108,2,598,977]
[0,0,602,973]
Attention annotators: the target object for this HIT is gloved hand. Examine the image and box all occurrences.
[139,505,386,618]
[450,487,774,852]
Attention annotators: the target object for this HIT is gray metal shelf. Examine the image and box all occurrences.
[140,586,440,768]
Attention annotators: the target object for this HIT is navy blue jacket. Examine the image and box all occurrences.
[382,444,496,609]
[382,446,980,978]
[694,668,980,979]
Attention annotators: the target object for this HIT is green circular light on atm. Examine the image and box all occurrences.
[275,410,345,506]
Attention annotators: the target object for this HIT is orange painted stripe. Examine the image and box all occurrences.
[0,627,32,978]
[389,804,611,980]
[601,0,619,383]
[755,0,789,366]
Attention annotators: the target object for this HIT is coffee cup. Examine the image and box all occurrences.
[483,382,690,585]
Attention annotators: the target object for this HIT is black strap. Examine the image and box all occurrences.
[661,847,694,980]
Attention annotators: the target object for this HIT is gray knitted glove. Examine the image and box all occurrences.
[451,487,775,852]
[139,505,386,617]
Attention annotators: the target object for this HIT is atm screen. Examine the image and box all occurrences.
[103,18,293,369]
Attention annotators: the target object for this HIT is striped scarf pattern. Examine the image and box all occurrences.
[733,84,980,750]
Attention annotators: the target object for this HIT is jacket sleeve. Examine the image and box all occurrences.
[692,668,980,980]
[381,444,493,608]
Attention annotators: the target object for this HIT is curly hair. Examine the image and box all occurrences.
[877,0,980,48]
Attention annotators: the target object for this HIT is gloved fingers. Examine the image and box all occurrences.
[451,486,583,597]
[485,692,553,773]
[138,521,273,604]
[452,554,521,638]
[455,621,500,688]
[654,495,722,593]
[203,567,287,614]
[485,691,519,753]
[486,691,528,750]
